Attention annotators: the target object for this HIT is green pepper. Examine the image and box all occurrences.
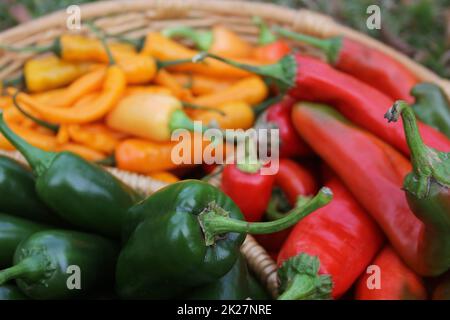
[0,285,28,300]
[0,156,61,225]
[385,101,450,272]
[0,113,142,238]
[186,254,250,300]
[0,213,47,268]
[116,180,332,299]
[247,273,271,300]
[0,229,118,299]
[411,83,450,138]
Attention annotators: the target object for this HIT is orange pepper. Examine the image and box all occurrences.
[141,32,256,78]
[148,171,180,183]
[162,25,253,58]
[0,96,13,110]
[15,65,126,124]
[171,73,233,96]
[191,76,268,107]
[55,143,106,161]
[24,56,95,92]
[125,85,172,96]
[0,124,58,151]
[154,70,193,100]
[116,53,157,84]
[67,124,119,154]
[56,124,70,144]
[190,101,254,129]
[59,34,136,63]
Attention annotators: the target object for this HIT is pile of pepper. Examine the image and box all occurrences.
[0,17,450,300]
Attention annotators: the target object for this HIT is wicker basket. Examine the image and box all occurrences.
[0,0,449,299]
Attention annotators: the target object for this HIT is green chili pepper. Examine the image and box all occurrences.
[116,180,332,299]
[411,83,450,138]
[385,101,450,269]
[0,285,28,300]
[0,112,142,238]
[186,254,250,300]
[0,213,48,268]
[0,156,61,225]
[0,230,118,299]
[247,273,271,300]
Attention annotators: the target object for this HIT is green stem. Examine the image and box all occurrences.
[193,52,296,93]
[253,95,283,116]
[0,257,47,285]
[252,16,277,45]
[181,101,226,115]
[169,109,206,134]
[13,93,59,133]
[272,26,342,64]
[266,195,312,221]
[162,26,213,51]
[199,187,332,246]
[156,58,198,69]
[0,111,56,176]
[278,274,319,300]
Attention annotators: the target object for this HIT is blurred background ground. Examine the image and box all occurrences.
[1,0,449,78]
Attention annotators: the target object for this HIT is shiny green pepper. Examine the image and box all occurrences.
[186,254,250,300]
[0,230,118,299]
[386,101,450,274]
[0,113,142,238]
[0,213,47,268]
[116,180,332,299]
[0,285,28,300]
[0,156,61,225]
[411,83,450,138]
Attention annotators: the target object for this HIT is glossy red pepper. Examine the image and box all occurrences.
[199,53,450,155]
[255,160,318,252]
[257,97,311,158]
[355,246,427,300]
[274,28,417,103]
[221,138,275,222]
[291,102,450,276]
[277,176,383,299]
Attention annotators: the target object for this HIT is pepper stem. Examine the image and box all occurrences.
[277,253,333,300]
[384,101,450,197]
[12,92,59,133]
[272,26,342,64]
[0,111,56,176]
[253,16,277,45]
[193,52,296,93]
[198,187,333,246]
[266,195,312,221]
[169,109,205,134]
[162,26,213,51]
[0,257,48,285]
[87,22,116,66]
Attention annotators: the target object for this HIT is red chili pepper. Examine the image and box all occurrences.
[432,272,450,300]
[220,139,275,222]
[255,160,318,252]
[273,28,417,103]
[199,53,450,155]
[252,17,291,63]
[291,102,450,276]
[276,176,383,299]
[257,97,312,158]
[355,246,427,300]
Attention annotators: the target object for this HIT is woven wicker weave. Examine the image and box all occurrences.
[1,0,449,299]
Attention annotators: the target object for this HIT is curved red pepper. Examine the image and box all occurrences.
[355,246,427,300]
[200,53,450,155]
[274,28,417,102]
[292,102,450,276]
[253,40,291,63]
[221,163,275,222]
[277,176,383,299]
[262,97,312,158]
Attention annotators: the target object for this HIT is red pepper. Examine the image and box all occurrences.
[432,272,450,300]
[257,97,312,158]
[277,176,383,299]
[255,160,318,252]
[291,102,450,276]
[199,53,450,155]
[252,17,291,63]
[355,246,427,300]
[274,28,417,103]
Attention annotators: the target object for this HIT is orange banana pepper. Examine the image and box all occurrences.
[154,70,193,100]
[190,101,254,129]
[172,73,233,96]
